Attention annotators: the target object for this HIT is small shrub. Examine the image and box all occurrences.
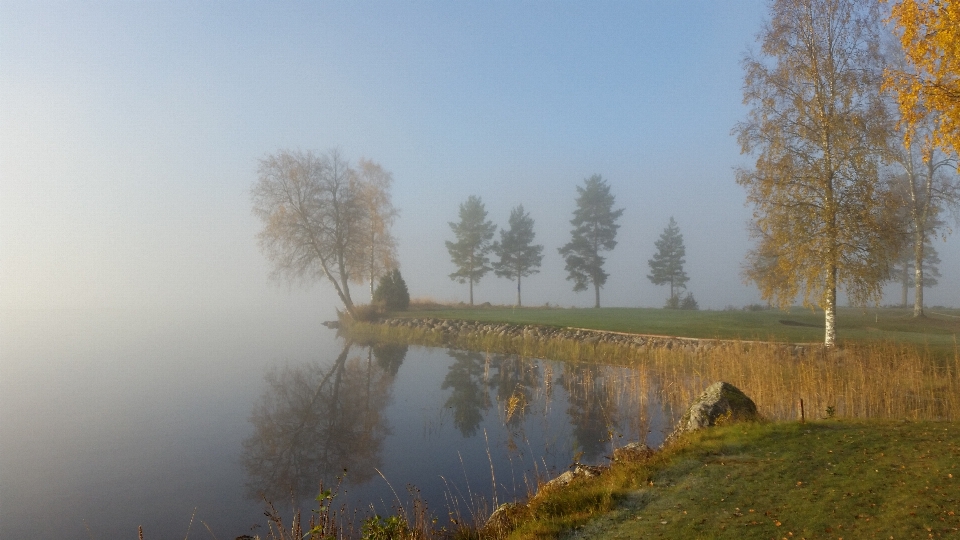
[361,514,408,540]
[680,292,699,310]
[373,269,410,311]
[353,303,385,322]
[664,294,681,309]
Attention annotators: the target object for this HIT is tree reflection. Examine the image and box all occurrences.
[558,364,620,461]
[441,351,544,438]
[441,350,492,437]
[489,354,540,428]
[242,341,394,502]
[372,343,407,376]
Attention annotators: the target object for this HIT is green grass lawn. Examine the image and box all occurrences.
[398,305,960,348]
[508,420,960,540]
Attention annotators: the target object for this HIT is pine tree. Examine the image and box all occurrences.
[492,205,544,307]
[647,217,689,303]
[446,196,497,305]
[558,175,624,308]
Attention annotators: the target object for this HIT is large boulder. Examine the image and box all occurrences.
[664,382,759,445]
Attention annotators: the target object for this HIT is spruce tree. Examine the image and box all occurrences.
[647,217,689,304]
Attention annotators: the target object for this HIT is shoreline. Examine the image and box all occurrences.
[346,316,817,365]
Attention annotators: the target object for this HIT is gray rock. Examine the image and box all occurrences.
[612,442,654,463]
[482,502,526,535]
[540,463,607,491]
[665,381,759,445]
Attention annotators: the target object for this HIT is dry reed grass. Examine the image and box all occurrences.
[349,321,960,423]
[642,340,960,423]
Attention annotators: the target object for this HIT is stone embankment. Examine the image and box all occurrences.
[376,317,812,357]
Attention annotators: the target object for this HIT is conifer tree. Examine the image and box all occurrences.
[446,196,496,305]
[492,205,543,307]
[647,217,689,304]
[558,175,624,308]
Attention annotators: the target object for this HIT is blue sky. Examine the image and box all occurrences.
[2,0,956,315]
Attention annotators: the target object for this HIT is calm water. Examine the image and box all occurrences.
[1,307,671,539]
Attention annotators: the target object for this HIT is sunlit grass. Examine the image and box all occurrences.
[506,420,960,539]
[393,305,960,350]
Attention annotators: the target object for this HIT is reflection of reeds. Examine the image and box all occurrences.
[504,388,527,423]
[351,321,960,423]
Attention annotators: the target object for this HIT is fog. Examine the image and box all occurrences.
[3,1,958,322]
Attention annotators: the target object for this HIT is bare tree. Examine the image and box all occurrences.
[251,149,363,318]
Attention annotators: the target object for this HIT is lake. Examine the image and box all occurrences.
[0,306,673,539]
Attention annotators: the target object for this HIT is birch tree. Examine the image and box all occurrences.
[885,0,960,158]
[351,158,399,299]
[252,149,363,318]
[885,129,958,317]
[733,0,898,346]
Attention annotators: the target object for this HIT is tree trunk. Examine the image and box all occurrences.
[824,266,837,348]
[594,281,600,308]
[469,278,474,306]
[901,262,909,308]
[913,229,925,318]
[516,276,522,307]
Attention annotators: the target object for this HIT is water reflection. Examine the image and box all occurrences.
[241,341,665,516]
[241,341,397,501]
[372,343,407,376]
[558,364,621,461]
[441,350,492,437]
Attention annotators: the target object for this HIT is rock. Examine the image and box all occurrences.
[665,382,759,445]
[612,442,654,463]
[540,464,608,491]
[482,502,526,535]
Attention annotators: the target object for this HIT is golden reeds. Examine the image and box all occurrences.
[349,321,960,423]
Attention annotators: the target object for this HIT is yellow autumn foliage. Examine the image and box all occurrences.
[886,0,960,158]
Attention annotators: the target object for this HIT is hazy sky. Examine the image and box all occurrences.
[3,0,957,316]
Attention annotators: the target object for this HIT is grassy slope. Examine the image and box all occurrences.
[510,420,960,540]
[398,305,960,349]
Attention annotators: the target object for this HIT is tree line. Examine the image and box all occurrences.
[249,0,960,346]
[445,175,697,309]
[446,174,697,309]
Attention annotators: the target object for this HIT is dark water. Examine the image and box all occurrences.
[0,307,670,539]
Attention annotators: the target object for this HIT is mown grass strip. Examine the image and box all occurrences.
[394,305,960,351]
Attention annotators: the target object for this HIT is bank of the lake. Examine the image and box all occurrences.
[366,305,960,352]
[346,315,814,366]
[341,308,960,539]
[499,419,960,540]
